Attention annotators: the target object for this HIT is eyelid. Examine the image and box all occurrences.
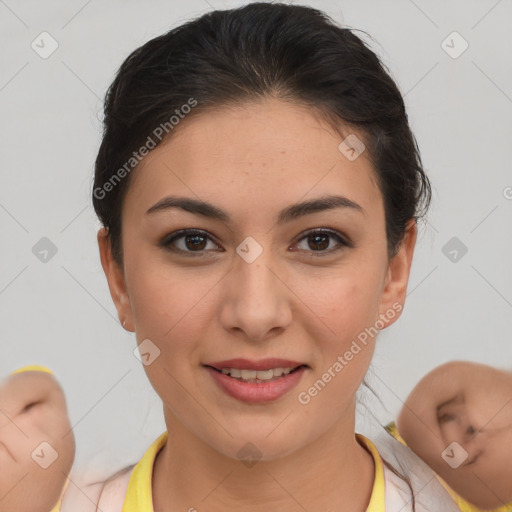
[161,227,351,255]
[295,227,351,248]
[161,229,222,254]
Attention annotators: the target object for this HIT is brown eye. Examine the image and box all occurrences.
[294,229,350,255]
[161,229,220,255]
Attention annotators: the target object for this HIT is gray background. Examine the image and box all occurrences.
[1,0,511,474]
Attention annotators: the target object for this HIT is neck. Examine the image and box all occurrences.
[152,404,375,512]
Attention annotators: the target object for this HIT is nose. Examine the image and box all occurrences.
[220,250,292,342]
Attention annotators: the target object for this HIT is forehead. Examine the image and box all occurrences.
[123,98,383,223]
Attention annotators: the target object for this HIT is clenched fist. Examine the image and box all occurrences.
[0,366,75,512]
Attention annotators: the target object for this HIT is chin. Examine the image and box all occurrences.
[212,433,303,464]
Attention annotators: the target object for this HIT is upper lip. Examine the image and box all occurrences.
[203,358,307,371]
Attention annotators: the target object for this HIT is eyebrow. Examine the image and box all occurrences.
[145,194,365,223]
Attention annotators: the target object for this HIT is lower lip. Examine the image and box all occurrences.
[204,366,307,403]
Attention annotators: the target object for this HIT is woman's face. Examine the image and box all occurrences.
[99,98,416,461]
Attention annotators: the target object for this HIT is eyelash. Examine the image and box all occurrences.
[160,228,351,257]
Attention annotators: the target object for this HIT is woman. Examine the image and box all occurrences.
[87,2,462,511]
[3,2,461,511]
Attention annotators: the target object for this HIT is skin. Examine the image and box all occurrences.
[0,371,75,512]
[98,97,417,512]
[396,361,512,509]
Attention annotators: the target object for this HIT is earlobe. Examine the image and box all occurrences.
[377,219,418,328]
[97,228,133,330]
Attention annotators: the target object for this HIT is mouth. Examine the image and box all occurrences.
[202,358,308,383]
[201,358,309,403]
[204,364,307,383]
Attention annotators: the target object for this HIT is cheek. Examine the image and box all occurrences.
[128,265,220,401]
[128,260,216,343]
[306,271,383,347]
[294,279,380,402]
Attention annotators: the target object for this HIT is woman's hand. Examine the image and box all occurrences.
[0,367,75,512]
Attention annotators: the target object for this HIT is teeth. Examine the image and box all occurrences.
[241,369,257,380]
[220,367,297,381]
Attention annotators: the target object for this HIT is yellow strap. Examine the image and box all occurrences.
[122,432,385,511]
[48,478,69,512]
[9,364,54,376]
[384,421,408,446]
[356,434,386,511]
[122,431,168,511]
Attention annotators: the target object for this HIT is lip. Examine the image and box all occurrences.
[203,358,306,371]
[203,364,308,403]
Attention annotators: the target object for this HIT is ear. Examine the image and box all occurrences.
[377,219,417,328]
[97,227,133,331]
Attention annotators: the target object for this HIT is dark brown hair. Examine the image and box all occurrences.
[91,2,431,270]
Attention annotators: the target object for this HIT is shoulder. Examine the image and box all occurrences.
[382,462,415,511]
[59,432,167,512]
[60,465,135,512]
[96,465,135,511]
[371,430,462,512]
